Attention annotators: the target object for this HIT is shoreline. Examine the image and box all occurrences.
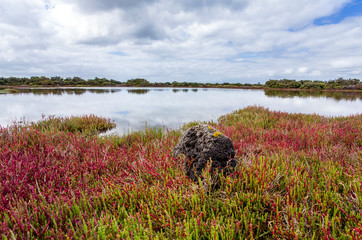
[1,85,362,93]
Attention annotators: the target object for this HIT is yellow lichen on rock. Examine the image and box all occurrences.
[213,131,222,138]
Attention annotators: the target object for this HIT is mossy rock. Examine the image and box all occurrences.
[173,124,239,184]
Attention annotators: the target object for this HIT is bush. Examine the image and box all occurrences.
[301,82,326,89]
[266,79,302,88]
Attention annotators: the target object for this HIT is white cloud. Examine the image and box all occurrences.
[0,0,361,83]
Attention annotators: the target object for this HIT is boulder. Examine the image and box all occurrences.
[173,124,239,182]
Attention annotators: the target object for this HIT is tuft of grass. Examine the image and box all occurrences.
[29,114,116,136]
[0,106,361,239]
[0,88,19,94]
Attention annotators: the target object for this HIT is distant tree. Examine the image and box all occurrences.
[301,82,325,89]
[265,80,279,88]
[126,78,150,86]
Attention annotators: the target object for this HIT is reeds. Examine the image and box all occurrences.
[0,107,361,239]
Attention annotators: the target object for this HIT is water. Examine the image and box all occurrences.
[0,87,361,134]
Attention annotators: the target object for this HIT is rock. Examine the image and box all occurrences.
[173,124,239,182]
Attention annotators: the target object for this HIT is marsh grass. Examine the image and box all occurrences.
[30,115,116,136]
[0,106,361,239]
[0,88,19,94]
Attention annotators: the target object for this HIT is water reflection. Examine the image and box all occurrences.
[127,89,150,95]
[0,88,121,95]
[264,89,362,101]
[0,87,361,135]
[172,89,194,93]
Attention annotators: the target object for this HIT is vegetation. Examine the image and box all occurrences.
[0,76,121,87]
[266,78,361,90]
[0,76,263,89]
[0,107,361,239]
[0,88,19,94]
[264,89,362,101]
[30,115,116,136]
[1,76,361,90]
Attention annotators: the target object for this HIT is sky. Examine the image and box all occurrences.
[1,0,362,83]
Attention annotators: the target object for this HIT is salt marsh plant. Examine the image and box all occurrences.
[0,107,361,239]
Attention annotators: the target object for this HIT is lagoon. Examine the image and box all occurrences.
[0,87,361,134]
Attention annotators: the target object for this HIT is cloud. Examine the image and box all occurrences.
[63,0,158,12]
[0,0,361,82]
[67,0,249,12]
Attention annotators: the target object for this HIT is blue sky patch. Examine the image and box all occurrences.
[314,0,362,25]
[225,41,233,47]
[116,111,130,115]
[234,49,284,60]
[109,51,128,56]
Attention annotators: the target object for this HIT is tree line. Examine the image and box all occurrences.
[265,78,361,90]
[0,76,121,86]
[1,76,361,90]
[0,77,263,88]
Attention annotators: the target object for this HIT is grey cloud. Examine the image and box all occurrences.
[77,21,166,46]
[177,0,249,11]
[66,0,158,12]
[63,0,250,46]
[135,23,166,40]
[79,36,123,46]
[67,0,249,13]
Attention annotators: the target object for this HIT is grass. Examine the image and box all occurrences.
[0,88,19,94]
[0,106,361,239]
[30,115,116,136]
